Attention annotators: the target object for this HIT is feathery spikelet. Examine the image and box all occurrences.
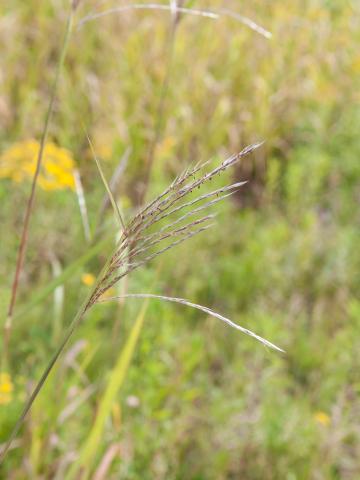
[84,143,262,311]
[0,142,282,466]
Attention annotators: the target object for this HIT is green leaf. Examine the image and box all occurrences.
[13,235,112,322]
[66,299,149,479]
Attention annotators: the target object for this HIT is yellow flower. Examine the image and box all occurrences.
[308,7,327,21]
[314,411,331,426]
[81,273,96,287]
[89,131,114,162]
[93,143,113,162]
[0,139,76,191]
[99,286,116,300]
[0,372,14,406]
[351,55,360,74]
[156,136,176,160]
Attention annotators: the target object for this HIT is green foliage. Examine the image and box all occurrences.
[1,0,360,478]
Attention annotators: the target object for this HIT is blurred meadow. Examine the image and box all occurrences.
[0,0,360,478]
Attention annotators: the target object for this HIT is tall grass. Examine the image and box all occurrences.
[1,1,78,372]
[1,137,282,463]
[3,1,358,477]
[0,4,280,467]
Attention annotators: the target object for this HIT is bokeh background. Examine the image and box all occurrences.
[1,0,360,478]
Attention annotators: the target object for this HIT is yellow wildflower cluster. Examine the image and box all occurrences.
[81,272,96,286]
[156,136,176,161]
[81,271,116,299]
[0,372,13,405]
[0,140,75,191]
[314,411,331,426]
[100,287,116,300]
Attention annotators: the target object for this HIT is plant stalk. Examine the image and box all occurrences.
[0,241,119,463]
[2,8,75,371]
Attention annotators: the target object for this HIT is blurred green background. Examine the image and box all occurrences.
[1,0,360,478]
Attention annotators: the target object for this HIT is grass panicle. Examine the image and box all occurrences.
[84,143,262,311]
[0,142,281,464]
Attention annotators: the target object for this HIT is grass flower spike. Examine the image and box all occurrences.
[0,142,283,463]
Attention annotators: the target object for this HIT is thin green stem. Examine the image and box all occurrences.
[2,9,75,372]
[0,242,119,464]
[138,9,179,205]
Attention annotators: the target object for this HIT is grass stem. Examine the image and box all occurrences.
[2,8,76,371]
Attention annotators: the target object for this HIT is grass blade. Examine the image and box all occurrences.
[100,293,285,353]
[66,299,149,479]
[74,168,92,243]
[84,130,126,235]
[78,4,271,39]
[12,235,112,322]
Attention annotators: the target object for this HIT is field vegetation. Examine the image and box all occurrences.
[0,0,359,478]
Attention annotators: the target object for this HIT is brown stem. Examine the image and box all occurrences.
[2,10,75,371]
[138,4,182,206]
